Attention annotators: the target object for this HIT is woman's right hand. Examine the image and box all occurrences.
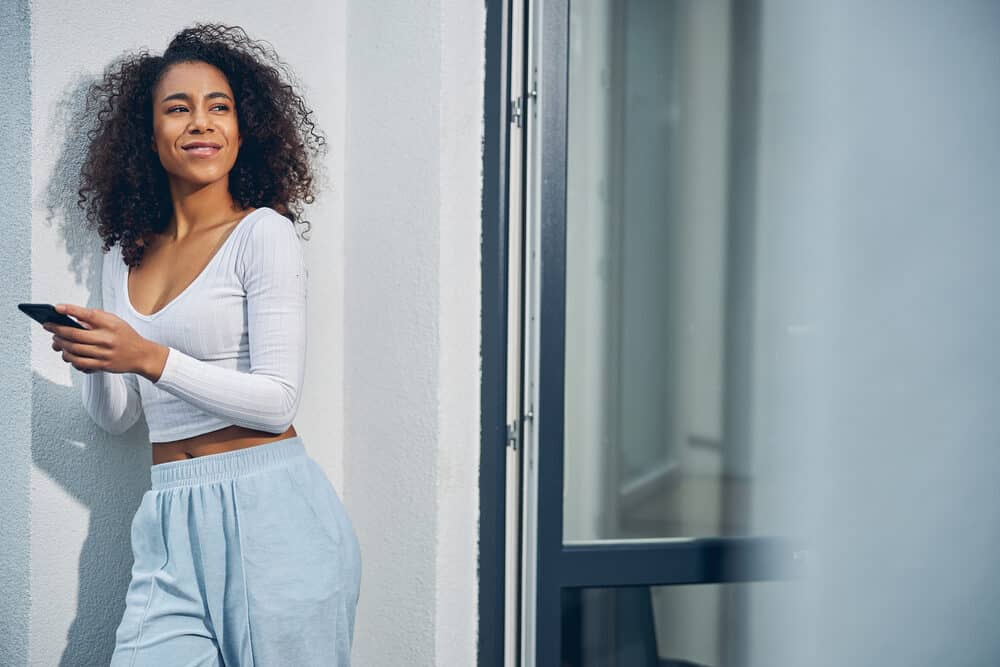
[44,303,155,376]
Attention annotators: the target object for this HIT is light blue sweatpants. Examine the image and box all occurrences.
[110,436,362,666]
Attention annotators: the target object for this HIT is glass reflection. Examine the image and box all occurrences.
[564,0,759,541]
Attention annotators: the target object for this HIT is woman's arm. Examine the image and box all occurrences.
[80,249,144,435]
[81,369,143,435]
[142,213,308,434]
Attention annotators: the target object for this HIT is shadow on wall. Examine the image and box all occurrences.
[33,73,151,667]
[31,376,148,667]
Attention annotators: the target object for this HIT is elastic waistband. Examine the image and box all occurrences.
[151,436,307,490]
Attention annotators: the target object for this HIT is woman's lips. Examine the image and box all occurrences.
[183,146,221,157]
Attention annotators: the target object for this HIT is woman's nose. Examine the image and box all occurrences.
[188,110,210,131]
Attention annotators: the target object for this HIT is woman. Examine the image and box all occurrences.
[43,23,361,666]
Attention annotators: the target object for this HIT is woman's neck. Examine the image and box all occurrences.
[165,178,245,241]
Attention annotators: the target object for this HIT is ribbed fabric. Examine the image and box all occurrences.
[150,436,308,489]
[79,207,308,443]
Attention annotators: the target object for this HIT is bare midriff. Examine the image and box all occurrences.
[152,423,297,464]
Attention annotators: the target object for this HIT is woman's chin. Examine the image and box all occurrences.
[166,171,233,191]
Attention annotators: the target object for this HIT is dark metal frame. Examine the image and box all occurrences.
[531,0,798,665]
[479,1,512,666]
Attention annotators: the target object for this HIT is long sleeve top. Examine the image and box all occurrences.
[79,207,308,443]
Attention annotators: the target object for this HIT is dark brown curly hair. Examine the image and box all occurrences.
[77,23,327,267]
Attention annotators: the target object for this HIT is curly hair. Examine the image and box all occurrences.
[77,23,327,267]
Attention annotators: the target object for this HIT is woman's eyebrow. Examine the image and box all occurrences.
[160,91,234,104]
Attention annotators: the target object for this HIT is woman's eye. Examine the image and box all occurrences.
[165,105,229,113]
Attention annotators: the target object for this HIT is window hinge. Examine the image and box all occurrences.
[506,420,520,450]
[511,68,538,129]
[510,97,524,128]
[506,410,534,451]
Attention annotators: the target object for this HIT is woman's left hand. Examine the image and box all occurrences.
[44,303,167,380]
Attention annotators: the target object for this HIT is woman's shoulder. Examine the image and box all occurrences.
[236,207,305,274]
[236,206,295,237]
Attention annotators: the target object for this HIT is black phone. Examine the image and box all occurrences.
[18,303,86,329]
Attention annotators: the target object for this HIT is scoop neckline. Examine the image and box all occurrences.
[123,207,269,321]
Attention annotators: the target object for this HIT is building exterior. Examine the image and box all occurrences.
[4,1,1000,665]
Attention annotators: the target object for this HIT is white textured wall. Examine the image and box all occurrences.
[435,4,484,662]
[343,1,483,665]
[8,1,481,664]
[0,1,33,665]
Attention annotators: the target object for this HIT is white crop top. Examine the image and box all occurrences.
[79,207,308,443]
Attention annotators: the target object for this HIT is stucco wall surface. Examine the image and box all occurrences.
[5,1,482,665]
[434,2,485,664]
[0,1,34,665]
[343,1,484,665]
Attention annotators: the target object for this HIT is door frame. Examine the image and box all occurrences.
[480,0,517,666]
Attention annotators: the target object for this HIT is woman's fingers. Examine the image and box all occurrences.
[55,303,100,329]
[52,334,107,375]
[44,320,105,345]
[53,335,106,361]
[58,345,104,373]
[48,308,141,376]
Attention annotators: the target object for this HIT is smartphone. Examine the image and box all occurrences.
[18,303,86,329]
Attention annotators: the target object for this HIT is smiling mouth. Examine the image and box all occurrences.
[183,146,222,157]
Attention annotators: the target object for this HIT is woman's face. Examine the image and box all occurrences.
[151,61,242,192]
